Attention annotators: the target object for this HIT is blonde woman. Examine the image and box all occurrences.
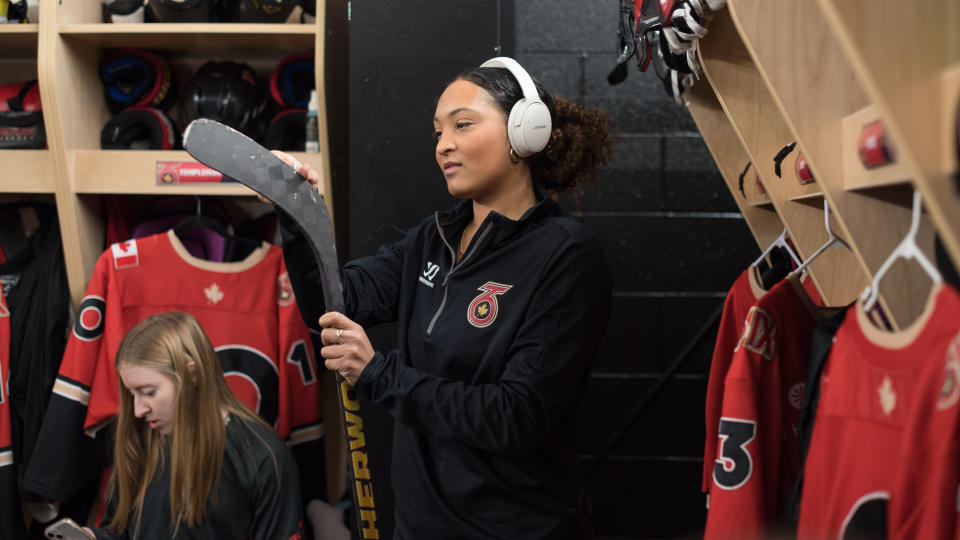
[87,311,304,540]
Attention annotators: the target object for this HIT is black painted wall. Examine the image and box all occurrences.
[346,1,759,538]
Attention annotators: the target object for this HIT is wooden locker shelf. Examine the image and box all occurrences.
[726,0,933,327]
[698,7,862,307]
[0,23,39,50]
[787,191,823,202]
[0,150,55,193]
[73,150,325,195]
[687,81,782,250]
[58,23,314,52]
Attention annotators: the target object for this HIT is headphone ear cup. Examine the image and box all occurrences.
[508,98,551,158]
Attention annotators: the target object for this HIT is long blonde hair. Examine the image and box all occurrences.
[109,311,270,537]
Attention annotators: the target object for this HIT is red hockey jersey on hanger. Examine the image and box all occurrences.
[705,273,831,539]
[798,284,959,538]
[888,285,960,539]
[24,231,324,505]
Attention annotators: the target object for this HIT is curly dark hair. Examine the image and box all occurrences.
[456,64,614,192]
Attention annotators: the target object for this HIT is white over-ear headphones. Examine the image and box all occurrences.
[479,56,552,158]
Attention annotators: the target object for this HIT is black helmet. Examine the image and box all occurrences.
[101,107,178,150]
[102,0,146,22]
[233,0,299,23]
[180,61,265,137]
[146,0,214,22]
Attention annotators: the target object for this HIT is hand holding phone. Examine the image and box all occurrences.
[44,517,95,540]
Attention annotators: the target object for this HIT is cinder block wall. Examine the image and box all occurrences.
[515,2,757,538]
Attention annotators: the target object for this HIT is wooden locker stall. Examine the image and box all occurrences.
[2,0,346,508]
[37,0,334,307]
[688,0,960,330]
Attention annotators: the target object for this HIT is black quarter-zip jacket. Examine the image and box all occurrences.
[280,192,612,540]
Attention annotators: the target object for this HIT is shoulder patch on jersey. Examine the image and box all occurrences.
[277,272,295,306]
[73,295,106,341]
[938,335,960,410]
[467,281,512,328]
[734,306,776,361]
[111,240,140,269]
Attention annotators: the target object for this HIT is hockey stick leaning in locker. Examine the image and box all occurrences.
[182,119,380,539]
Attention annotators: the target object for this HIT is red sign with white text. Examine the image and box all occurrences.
[156,161,238,185]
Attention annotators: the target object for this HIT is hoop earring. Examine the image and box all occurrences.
[509,148,521,164]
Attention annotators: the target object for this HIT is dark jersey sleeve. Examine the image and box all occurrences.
[354,231,612,455]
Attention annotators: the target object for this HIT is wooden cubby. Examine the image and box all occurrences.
[2,0,345,506]
[687,0,956,329]
[35,0,333,306]
[1,24,53,193]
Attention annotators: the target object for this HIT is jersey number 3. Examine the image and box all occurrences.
[713,418,756,490]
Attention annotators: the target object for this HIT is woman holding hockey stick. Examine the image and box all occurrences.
[275,56,614,540]
[83,311,304,540]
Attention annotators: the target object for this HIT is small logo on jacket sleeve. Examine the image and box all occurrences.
[467,282,512,328]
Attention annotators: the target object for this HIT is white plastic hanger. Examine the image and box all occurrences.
[793,199,850,274]
[861,190,942,311]
[752,228,802,269]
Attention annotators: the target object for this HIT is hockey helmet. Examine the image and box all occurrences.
[101,107,178,150]
[180,61,265,136]
[269,53,314,109]
[99,49,176,113]
[102,0,146,22]
[233,0,299,23]
[145,0,213,22]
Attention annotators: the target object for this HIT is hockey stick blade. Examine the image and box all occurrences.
[183,118,380,539]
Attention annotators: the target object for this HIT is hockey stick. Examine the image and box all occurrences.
[183,119,380,539]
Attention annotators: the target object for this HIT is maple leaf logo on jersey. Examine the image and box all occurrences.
[204,283,224,304]
[878,376,897,416]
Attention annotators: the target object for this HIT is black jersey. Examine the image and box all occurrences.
[91,415,304,540]
[0,203,70,540]
[0,203,70,484]
[282,191,612,540]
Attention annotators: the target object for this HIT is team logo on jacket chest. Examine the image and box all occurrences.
[467,282,512,328]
